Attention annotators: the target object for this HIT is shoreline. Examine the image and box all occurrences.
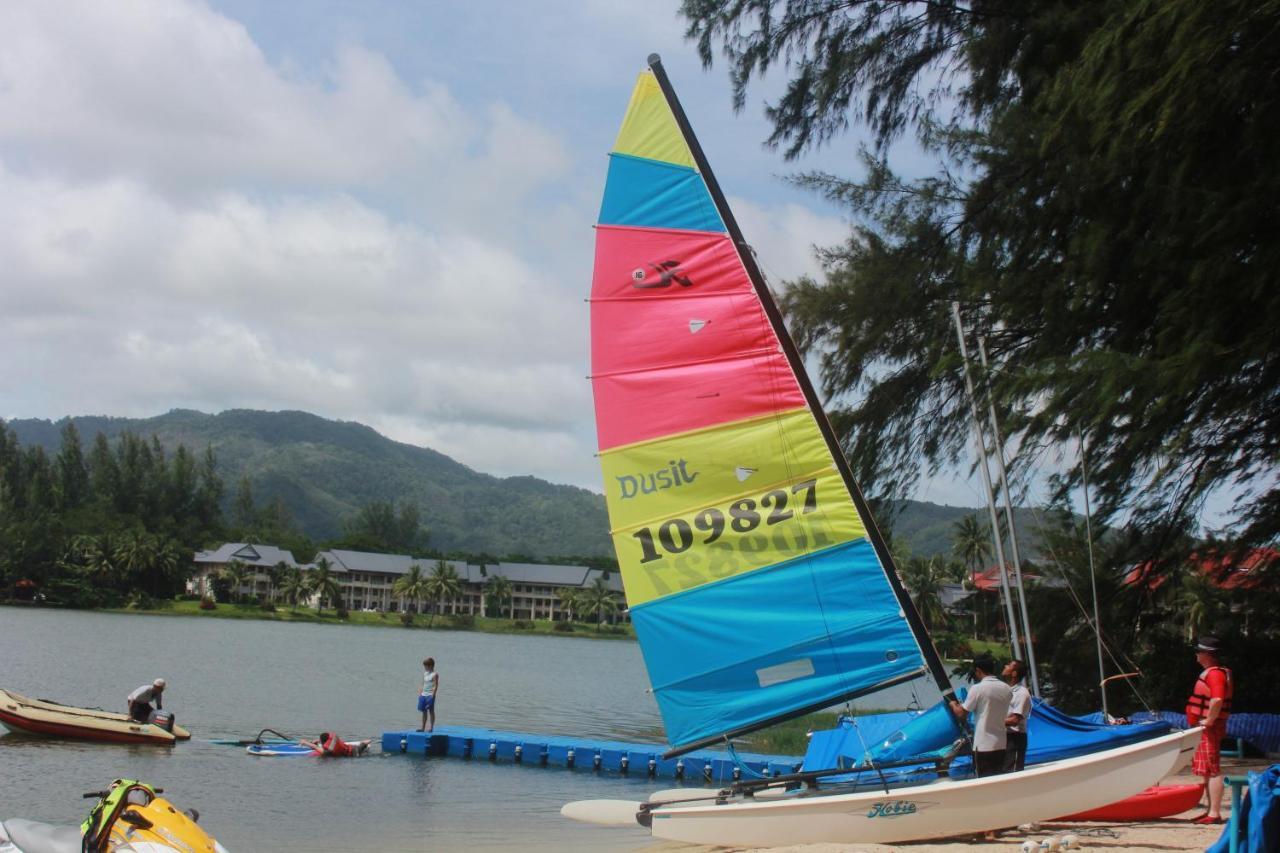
[0,600,637,641]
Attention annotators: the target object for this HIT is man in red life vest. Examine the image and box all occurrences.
[1186,635,1233,824]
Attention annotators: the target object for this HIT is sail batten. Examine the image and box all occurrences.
[590,57,953,755]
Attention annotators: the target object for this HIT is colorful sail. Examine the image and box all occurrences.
[590,61,945,754]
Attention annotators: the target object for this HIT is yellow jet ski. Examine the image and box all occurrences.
[0,779,228,852]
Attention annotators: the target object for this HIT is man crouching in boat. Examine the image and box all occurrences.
[127,678,166,722]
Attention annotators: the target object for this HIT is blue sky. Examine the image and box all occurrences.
[0,0,992,508]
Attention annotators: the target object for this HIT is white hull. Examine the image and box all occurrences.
[644,727,1200,846]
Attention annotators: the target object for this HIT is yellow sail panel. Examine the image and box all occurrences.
[601,410,868,606]
[613,71,696,168]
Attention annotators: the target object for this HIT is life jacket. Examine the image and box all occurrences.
[1186,666,1233,729]
[319,732,354,757]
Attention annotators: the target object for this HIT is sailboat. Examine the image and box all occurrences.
[563,54,1201,846]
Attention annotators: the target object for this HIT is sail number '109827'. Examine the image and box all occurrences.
[632,478,818,563]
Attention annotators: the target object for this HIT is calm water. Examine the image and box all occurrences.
[0,607,946,851]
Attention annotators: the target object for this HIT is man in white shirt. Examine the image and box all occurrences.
[126,678,166,722]
[1003,659,1031,771]
[949,654,1012,777]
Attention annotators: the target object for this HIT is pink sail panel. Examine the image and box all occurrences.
[592,291,778,380]
[592,225,754,301]
[593,350,806,451]
[591,222,806,450]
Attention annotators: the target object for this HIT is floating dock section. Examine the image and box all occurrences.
[382,726,801,784]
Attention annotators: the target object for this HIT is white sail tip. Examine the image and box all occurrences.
[561,799,643,826]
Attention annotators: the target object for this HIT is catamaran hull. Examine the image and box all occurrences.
[645,727,1200,846]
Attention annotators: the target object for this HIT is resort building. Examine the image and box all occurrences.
[189,542,303,601]
[189,543,626,622]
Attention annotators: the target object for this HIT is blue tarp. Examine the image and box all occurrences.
[1102,711,1280,755]
[801,697,1172,779]
[1207,764,1280,853]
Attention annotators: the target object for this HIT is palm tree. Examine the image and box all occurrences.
[580,577,620,631]
[116,530,155,593]
[393,563,429,618]
[307,557,342,615]
[557,586,581,622]
[485,574,513,619]
[268,561,288,604]
[953,514,993,638]
[1177,571,1223,642]
[279,566,306,612]
[152,538,181,598]
[425,560,461,625]
[223,559,250,604]
[901,556,947,634]
[952,514,992,577]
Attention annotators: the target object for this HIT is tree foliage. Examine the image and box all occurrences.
[683,0,1280,560]
[0,419,226,605]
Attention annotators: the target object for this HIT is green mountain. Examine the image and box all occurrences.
[7,408,1039,562]
[7,409,611,558]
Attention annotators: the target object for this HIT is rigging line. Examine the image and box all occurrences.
[1020,503,1157,713]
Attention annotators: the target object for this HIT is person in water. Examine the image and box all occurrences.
[126,678,166,721]
[417,657,439,732]
[1186,635,1233,825]
[300,732,369,756]
[1002,659,1031,771]
[949,653,1012,777]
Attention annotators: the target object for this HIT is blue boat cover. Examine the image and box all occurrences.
[1207,764,1280,853]
[801,697,1172,777]
[1116,710,1280,755]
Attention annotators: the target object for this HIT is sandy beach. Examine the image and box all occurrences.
[660,754,1271,853]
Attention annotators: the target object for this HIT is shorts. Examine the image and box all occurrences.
[417,694,435,713]
[1192,728,1221,777]
[973,749,1007,778]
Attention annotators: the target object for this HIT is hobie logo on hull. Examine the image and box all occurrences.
[867,801,918,819]
[616,459,698,500]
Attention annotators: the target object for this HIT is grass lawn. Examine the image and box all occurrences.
[112,600,636,640]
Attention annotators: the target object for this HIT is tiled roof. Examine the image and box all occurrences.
[193,543,299,569]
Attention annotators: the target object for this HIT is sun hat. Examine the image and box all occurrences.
[153,678,167,688]
[1195,636,1221,653]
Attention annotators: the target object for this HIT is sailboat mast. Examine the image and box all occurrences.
[976,336,1041,697]
[645,53,956,702]
[951,303,1025,662]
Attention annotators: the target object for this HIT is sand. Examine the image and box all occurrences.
[655,755,1270,853]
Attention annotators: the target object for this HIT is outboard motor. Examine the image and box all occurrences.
[147,710,175,732]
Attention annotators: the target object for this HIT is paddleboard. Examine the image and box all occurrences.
[246,742,318,757]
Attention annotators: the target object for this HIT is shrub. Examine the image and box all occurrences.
[553,621,575,633]
[178,593,201,602]
[450,613,475,628]
[513,619,534,630]
[335,606,349,619]
[199,597,217,611]
[400,612,415,627]
[258,601,276,612]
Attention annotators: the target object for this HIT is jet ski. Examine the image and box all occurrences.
[0,779,227,852]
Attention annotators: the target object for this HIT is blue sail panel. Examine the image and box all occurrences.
[630,539,926,750]
[598,153,724,232]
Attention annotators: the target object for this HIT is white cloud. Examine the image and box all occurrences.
[0,0,898,500]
